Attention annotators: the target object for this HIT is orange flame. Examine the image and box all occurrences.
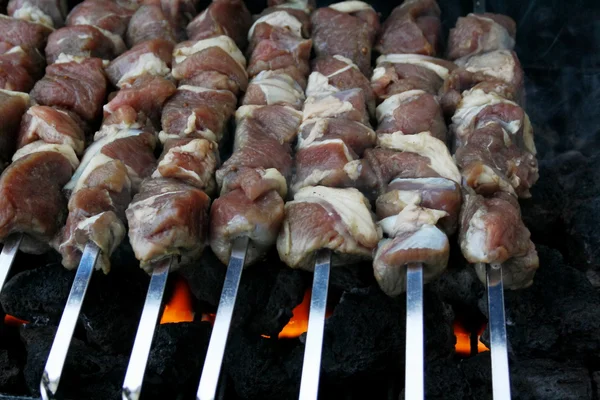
[3,314,28,326]
[160,276,195,324]
[453,319,489,356]
[278,289,333,339]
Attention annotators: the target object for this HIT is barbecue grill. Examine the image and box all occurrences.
[0,0,598,399]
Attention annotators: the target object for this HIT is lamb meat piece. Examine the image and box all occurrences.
[459,191,532,266]
[0,151,73,253]
[31,57,107,122]
[152,138,219,195]
[0,90,29,170]
[172,36,248,93]
[103,75,176,130]
[126,5,176,48]
[218,167,287,202]
[376,90,446,142]
[308,55,376,115]
[376,177,461,235]
[17,106,85,155]
[105,39,174,88]
[0,42,45,80]
[8,0,67,28]
[186,0,252,50]
[242,71,305,110]
[451,88,536,155]
[57,159,131,273]
[371,54,456,100]
[210,188,284,267]
[0,61,33,92]
[257,5,311,38]
[127,178,210,273]
[447,13,516,60]
[373,205,449,297]
[455,122,538,198]
[246,16,312,81]
[150,0,199,37]
[297,117,376,156]
[45,25,126,64]
[160,85,237,144]
[268,0,315,10]
[440,50,524,115]
[376,0,441,56]
[277,186,381,270]
[0,14,53,49]
[311,2,379,76]
[303,88,370,126]
[473,240,538,290]
[66,0,134,36]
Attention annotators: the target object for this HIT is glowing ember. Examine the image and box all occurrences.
[160,276,195,324]
[3,314,28,326]
[278,288,333,339]
[453,319,489,356]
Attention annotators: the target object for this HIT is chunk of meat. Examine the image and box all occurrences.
[0,90,29,170]
[242,70,305,110]
[311,2,379,75]
[374,205,449,296]
[186,0,252,49]
[0,61,33,92]
[376,90,446,141]
[0,151,73,253]
[277,186,381,270]
[298,117,376,156]
[103,75,176,129]
[210,188,284,266]
[149,0,198,37]
[126,5,176,47]
[371,54,456,100]
[45,25,126,64]
[447,13,516,60]
[0,14,52,49]
[105,39,174,88]
[160,85,237,144]
[256,5,312,38]
[0,42,45,80]
[308,55,376,115]
[376,0,441,56]
[152,138,219,195]
[8,0,67,28]
[127,178,211,272]
[17,106,85,155]
[304,88,370,126]
[473,241,538,290]
[31,57,107,122]
[66,0,134,36]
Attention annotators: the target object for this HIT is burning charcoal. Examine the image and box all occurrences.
[329,263,376,293]
[0,349,21,393]
[408,357,470,400]
[179,249,227,307]
[563,197,600,282]
[143,321,212,400]
[224,332,302,400]
[479,246,600,361]
[431,262,484,311]
[20,325,126,399]
[459,352,492,399]
[0,263,74,325]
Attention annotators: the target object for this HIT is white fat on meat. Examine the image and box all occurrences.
[152,138,215,183]
[374,54,453,80]
[65,128,145,193]
[456,49,517,83]
[375,90,427,123]
[12,3,54,28]
[249,71,305,105]
[55,53,110,67]
[117,52,171,87]
[379,204,447,237]
[303,94,356,121]
[94,26,127,55]
[467,163,516,195]
[469,14,515,52]
[257,168,288,198]
[174,35,246,70]
[329,1,374,13]
[0,88,30,103]
[21,108,84,154]
[462,208,491,262]
[12,141,79,169]
[305,56,360,98]
[296,119,328,148]
[248,11,303,40]
[294,186,380,246]
[377,132,461,183]
[274,0,311,12]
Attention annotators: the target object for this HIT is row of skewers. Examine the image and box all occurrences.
[0,0,539,399]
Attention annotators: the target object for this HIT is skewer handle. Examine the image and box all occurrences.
[197,236,249,400]
[122,258,172,400]
[486,263,512,400]
[298,249,331,400]
[0,234,23,292]
[405,262,424,400]
[41,242,99,400]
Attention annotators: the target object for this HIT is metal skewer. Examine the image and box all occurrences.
[405,262,424,400]
[41,242,100,400]
[0,233,23,292]
[298,248,331,400]
[486,263,511,400]
[122,257,172,400]
[197,236,249,400]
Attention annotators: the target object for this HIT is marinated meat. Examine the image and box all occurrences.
[66,0,134,36]
[8,0,67,28]
[297,117,376,156]
[126,4,176,47]
[303,88,370,126]
[0,14,53,49]
[242,70,305,110]
[0,42,45,80]
[0,61,33,92]
[0,90,29,170]
[45,24,126,64]
[447,13,516,60]
[186,0,252,49]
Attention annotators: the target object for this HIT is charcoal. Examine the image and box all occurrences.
[431,263,484,311]
[479,246,600,362]
[422,357,471,400]
[0,263,74,325]
[179,249,227,307]
[20,325,126,400]
[563,197,600,277]
[459,352,492,400]
[329,263,376,292]
[143,321,212,400]
[0,350,21,393]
